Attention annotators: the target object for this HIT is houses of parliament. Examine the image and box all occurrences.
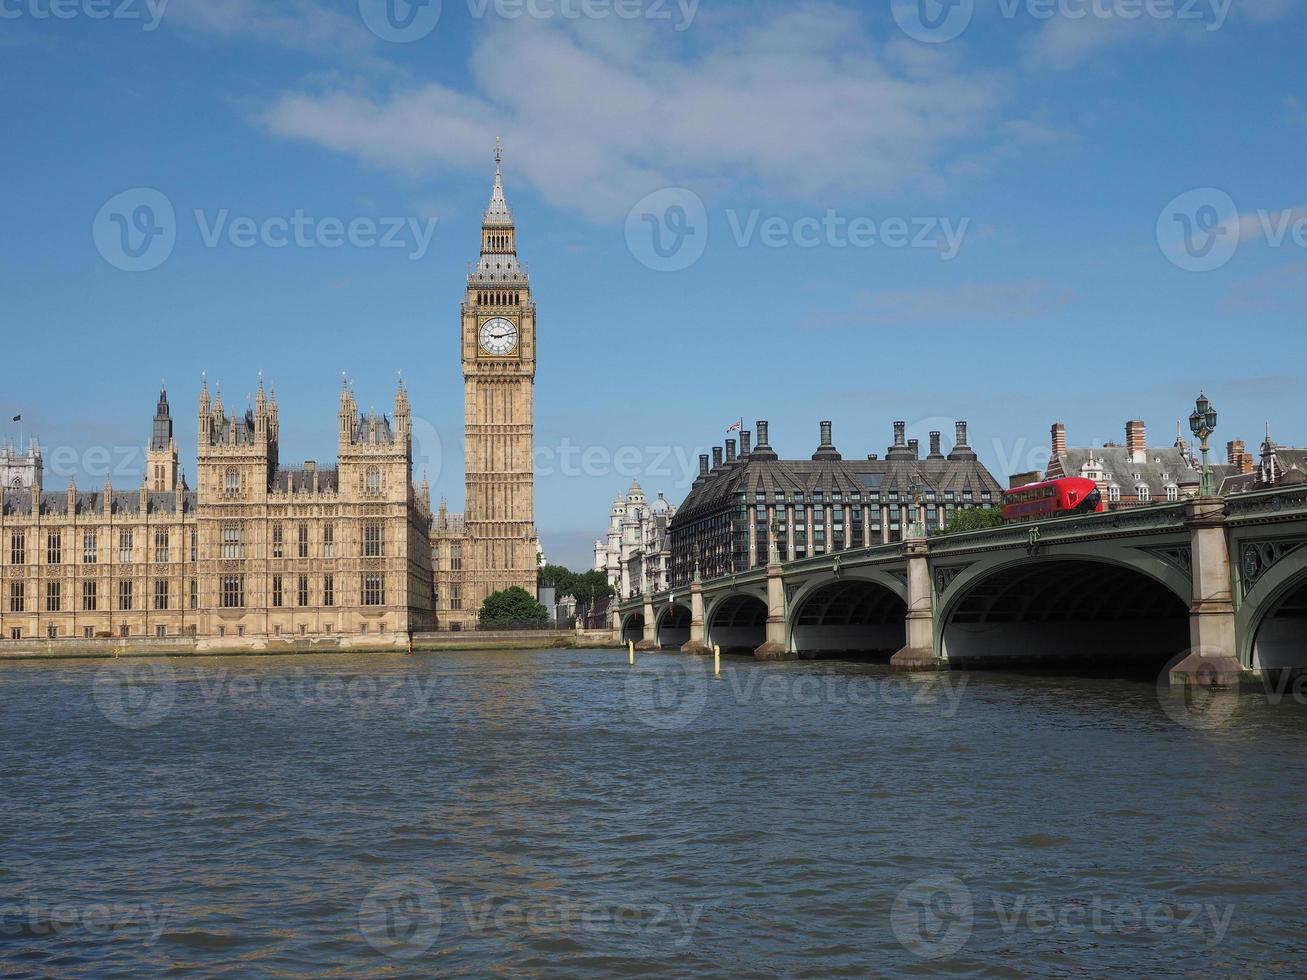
[0,146,538,646]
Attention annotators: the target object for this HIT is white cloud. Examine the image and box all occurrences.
[163,0,377,59]
[252,5,1026,222]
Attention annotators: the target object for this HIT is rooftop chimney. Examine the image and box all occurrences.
[947,421,977,461]
[1052,422,1067,458]
[712,447,724,469]
[1126,420,1146,464]
[812,420,842,461]
[887,420,913,460]
[928,431,944,460]
[698,454,710,479]
[739,430,751,457]
[725,439,737,464]
[751,420,779,461]
[908,438,920,460]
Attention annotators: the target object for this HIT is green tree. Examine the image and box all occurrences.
[479,586,549,628]
[935,507,1006,536]
[567,569,615,606]
[537,563,577,596]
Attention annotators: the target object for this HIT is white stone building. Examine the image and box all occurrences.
[0,438,41,492]
[594,480,675,599]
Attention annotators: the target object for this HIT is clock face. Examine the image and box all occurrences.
[479,317,518,356]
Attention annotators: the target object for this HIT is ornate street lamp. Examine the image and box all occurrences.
[1189,391,1219,497]
[907,474,926,538]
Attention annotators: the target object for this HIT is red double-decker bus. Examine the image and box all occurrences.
[1002,477,1104,522]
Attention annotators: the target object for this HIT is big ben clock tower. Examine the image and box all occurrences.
[459,140,540,613]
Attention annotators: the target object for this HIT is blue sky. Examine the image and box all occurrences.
[1,0,1304,568]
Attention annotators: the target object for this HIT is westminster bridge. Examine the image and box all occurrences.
[612,487,1307,682]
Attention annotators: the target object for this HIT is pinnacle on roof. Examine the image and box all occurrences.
[483,137,513,228]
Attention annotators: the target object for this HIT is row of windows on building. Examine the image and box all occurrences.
[670,498,992,584]
[5,574,388,613]
[7,619,394,642]
[4,523,389,565]
[220,466,388,496]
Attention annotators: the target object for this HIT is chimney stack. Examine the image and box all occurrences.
[698,454,710,479]
[947,421,977,461]
[1052,422,1067,458]
[725,439,737,464]
[812,420,842,461]
[751,420,779,461]
[740,430,751,457]
[908,438,920,460]
[1126,420,1146,464]
[894,421,907,447]
[712,447,723,469]
[929,431,944,459]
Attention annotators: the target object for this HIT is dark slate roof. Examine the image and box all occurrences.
[1052,446,1199,494]
[674,450,1003,521]
[1,489,196,517]
[352,413,395,446]
[273,467,341,493]
[214,411,258,446]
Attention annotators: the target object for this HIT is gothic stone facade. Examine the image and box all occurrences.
[0,381,435,645]
[431,144,540,629]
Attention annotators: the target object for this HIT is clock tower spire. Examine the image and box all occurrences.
[455,140,539,622]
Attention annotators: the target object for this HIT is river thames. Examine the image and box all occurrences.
[3,648,1306,976]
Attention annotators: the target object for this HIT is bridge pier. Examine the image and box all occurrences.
[754,559,792,660]
[1170,497,1243,686]
[890,538,944,671]
[681,571,710,655]
[637,592,658,650]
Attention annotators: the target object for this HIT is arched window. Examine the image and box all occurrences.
[224,468,241,496]
[366,466,381,496]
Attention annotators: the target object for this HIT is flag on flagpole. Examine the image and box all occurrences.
[726,418,742,434]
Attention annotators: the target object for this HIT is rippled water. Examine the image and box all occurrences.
[3,649,1307,977]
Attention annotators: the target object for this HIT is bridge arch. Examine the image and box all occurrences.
[655,603,692,650]
[620,612,645,646]
[789,577,907,660]
[706,593,768,654]
[1244,560,1307,674]
[939,556,1190,674]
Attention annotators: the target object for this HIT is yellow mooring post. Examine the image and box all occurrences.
[714,644,721,677]
[628,640,635,666]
